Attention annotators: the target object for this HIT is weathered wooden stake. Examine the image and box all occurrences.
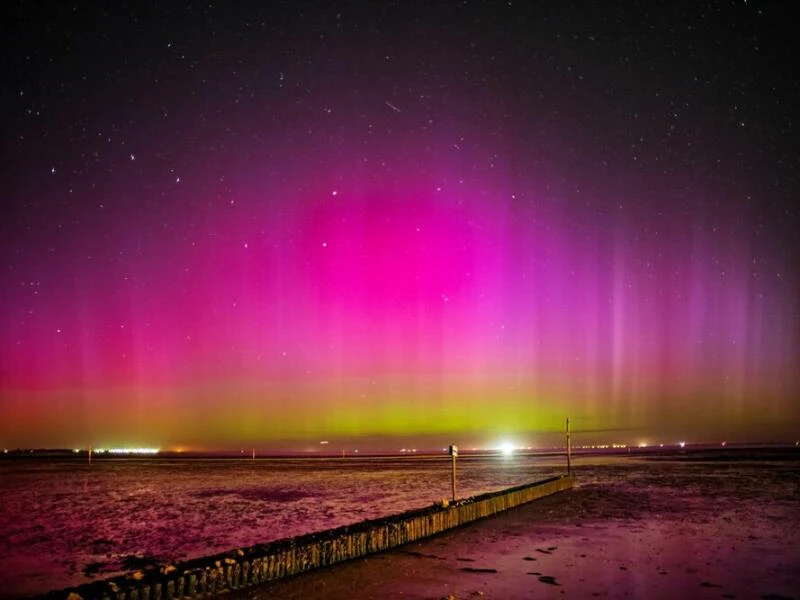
[452,454,456,500]
[449,444,458,501]
[566,417,572,476]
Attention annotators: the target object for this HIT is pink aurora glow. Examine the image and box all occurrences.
[1,2,797,449]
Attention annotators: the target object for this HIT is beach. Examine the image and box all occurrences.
[0,453,564,598]
[2,450,798,599]
[226,453,800,600]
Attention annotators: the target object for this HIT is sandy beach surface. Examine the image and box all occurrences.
[226,456,799,600]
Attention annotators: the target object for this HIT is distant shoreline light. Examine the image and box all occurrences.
[92,447,160,455]
[499,441,515,456]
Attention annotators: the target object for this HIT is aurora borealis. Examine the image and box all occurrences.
[2,1,798,450]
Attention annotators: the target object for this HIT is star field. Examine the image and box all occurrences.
[1,1,798,450]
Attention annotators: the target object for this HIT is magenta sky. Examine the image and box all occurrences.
[2,2,798,450]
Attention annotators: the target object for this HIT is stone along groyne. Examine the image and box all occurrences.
[44,475,574,599]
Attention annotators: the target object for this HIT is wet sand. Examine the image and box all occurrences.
[226,458,799,599]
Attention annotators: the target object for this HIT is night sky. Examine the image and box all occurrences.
[2,1,798,451]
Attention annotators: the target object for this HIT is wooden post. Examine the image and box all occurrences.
[452,454,456,501]
[566,417,572,476]
[449,445,458,501]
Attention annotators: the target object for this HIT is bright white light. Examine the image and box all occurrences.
[678,441,686,448]
[94,447,160,455]
[499,441,514,456]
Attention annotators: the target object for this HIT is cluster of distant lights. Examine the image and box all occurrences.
[434,441,741,453]
[1,447,162,454]
[73,447,160,455]
[581,442,689,449]
[443,442,535,456]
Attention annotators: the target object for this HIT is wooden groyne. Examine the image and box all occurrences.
[43,475,573,599]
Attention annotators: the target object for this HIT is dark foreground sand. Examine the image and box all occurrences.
[226,459,799,600]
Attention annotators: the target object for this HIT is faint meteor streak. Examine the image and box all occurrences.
[384,101,401,113]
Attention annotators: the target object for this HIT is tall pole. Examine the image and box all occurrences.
[566,417,572,476]
[451,452,457,501]
[449,444,458,502]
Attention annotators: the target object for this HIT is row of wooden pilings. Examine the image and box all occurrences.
[46,475,574,600]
